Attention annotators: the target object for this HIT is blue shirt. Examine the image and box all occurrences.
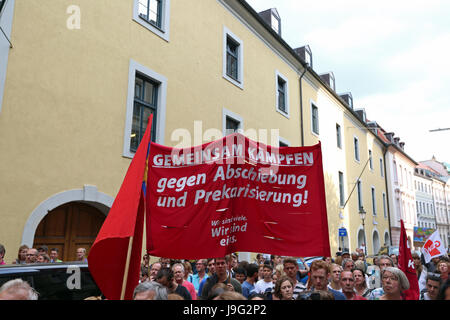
[328,288,346,300]
[191,273,209,292]
[241,281,255,298]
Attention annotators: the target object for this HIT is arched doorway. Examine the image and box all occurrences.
[372,230,380,255]
[33,202,105,261]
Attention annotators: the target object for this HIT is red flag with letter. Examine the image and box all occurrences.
[88,115,153,300]
[145,133,330,258]
[398,219,419,300]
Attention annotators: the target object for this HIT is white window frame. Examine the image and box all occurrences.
[222,107,244,136]
[336,123,342,149]
[123,59,167,158]
[311,101,319,136]
[357,179,363,210]
[380,158,384,177]
[223,26,244,89]
[368,150,373,171]
[133,0,171,42]
[383,192,387,218]
[275,70,289,118]
[338,171,345,208]
[0,0,15,113]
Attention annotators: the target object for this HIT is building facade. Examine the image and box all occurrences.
[0,0,392,262]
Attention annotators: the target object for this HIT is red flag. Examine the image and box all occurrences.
[398,219,420,300]
[88,115,153,300]
[145,134,330,258]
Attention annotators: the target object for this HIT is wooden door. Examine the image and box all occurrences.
[34,202,105,261]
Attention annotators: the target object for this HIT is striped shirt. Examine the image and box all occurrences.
[293,280,307,299]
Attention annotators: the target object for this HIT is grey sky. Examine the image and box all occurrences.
[246,0,450,163]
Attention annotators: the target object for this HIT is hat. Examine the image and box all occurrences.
[341,250,350,256]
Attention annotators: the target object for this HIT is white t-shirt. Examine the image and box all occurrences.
[254,279,274,294]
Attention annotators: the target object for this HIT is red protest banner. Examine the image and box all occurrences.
[145,133,331,259]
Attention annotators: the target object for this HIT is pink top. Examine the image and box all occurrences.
[182,280,197,300]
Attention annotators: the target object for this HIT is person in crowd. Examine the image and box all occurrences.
[420,273,442,300]
[273,276,295,300]
[233,267,247,284]
[0,279,38,300]
[436,258,449,282]
[367,255,395,298]
[167,293,184,300]
[283,257,306,299]
[37,245,48,255]
[342,258,355,271]
[214,291,247,300]
[340,270,366,300]
[353,267,372,298]
[366,257,381,290]
[200,256,242,299]
[270,255,282,268]
[183,261,194,283]
[351,252,359,262]
[0,244,6,265]
[241,263,258,298]
[437,279,450,300]
[191,259,209,293]
[248,293,266,300]
[49,248,62,263]
[76,248,88,262]
[206,283,227,300]
[139,269,149,283]
[322,257,333,265]
[133,281,168,300]
[341,250,350,260]
[198,258,215,297]
[274,264,286,279]
[296,290,335,300]
[297,257,310,284]
[254,264,274,294]
[390,254,398,267]
[156,267,192,300]
[172,263,196,300]
[308,260,346,300]
[140,254,150,278]
[370,267,409,300]
[254,253,266,265]
[37,253,50,263]
[228,253,238,278]
[12,245,29,264]
[328,263,342,291]
[411,252,424,283]
[159,257,171,268]
[257,263,265,281]
[25,248,38,264]
[149,262,162,281]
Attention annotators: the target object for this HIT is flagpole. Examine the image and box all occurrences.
[120,236,134,300]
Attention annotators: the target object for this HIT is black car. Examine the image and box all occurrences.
[0,262,102,300]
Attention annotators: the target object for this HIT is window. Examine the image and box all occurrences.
[371,187,377,216]
[222,108,243,136]
[130,74,158,152]
[354,137,360,161]
[278,77,287,113]
[123,60,167,158]
[336,124,342,148]
[223,27,244,89]
[279,137,290,147]
[383,193,387,218]
[138,0,162,28]
[133,0,171,41]
[339,172,345,207]
[311,103,319,135]
[357,180,363,210]
[275,71,289,116]
[369,150,373,170]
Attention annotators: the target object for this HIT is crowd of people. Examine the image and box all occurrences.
[134,249,450,300]
[1,241,449,300]
[0,243,88,265]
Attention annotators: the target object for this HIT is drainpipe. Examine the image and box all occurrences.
[383,147,393,246]
[299,67,307,147]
